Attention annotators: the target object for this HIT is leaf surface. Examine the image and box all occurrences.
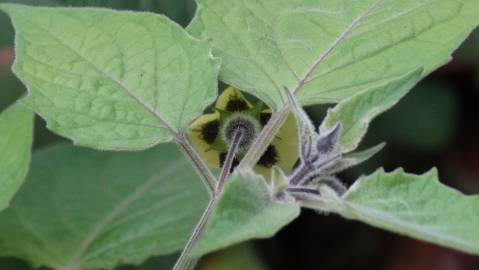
[0,145,300,269]
[0,101,33,211]
[1,4,219,150]
[189,0,479,109]
[0,143,209,270]
[193,170,300,257]
[321,68,421,153]
[318,169,479,256]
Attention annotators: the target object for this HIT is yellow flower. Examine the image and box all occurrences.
[188,87,298,179]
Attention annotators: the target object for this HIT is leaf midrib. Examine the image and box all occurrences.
[292,0,384,97]
[64,159,188,270]
[19,18,180,138]
[239,0,385,168]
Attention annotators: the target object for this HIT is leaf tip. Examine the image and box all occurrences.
[366,142,386,156]
[424,167,439,179]
[392,167,406,175]
[377,141,386,149]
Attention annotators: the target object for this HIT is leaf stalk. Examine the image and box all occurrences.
[176,134,216,194]
[173,130,243,270]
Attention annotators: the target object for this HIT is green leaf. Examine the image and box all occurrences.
[188,0,479,109]
[324,143,385,175]
[326,168,479,256]
[192,169,300,257]
[0,100,33,211]
[321,68,422,153]
[1,4,219,150]
[0,143,210,270]
[0,145,299,270]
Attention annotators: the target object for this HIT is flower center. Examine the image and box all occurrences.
[221,113,260,151]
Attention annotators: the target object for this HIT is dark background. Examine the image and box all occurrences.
[1,1,478,269]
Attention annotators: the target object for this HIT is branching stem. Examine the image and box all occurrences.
[174,2,385,268]
[172,196,217,270]
[173,130,243,270]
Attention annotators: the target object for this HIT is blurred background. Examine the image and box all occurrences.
[0,0,478,269]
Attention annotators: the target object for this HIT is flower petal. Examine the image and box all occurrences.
[216,86,252,111]
[272,113,299,174]
[254,111,299,179]
[187,112,221,168]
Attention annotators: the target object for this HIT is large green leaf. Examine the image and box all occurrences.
[188,0,479,109]
[313,168,479,255]
[321,68,421,153]
[1,4,219,150]
[0,100,33,211]
[0,143,209,270]
[193,169,300,257]
[0,145,299,270]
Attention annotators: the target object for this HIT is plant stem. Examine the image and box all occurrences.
[289,164,311,185]
[176,134,216,194]
[173,3,385,267]
[173,130,243,270]
[173,196,218,270]
[216,130,243,191]
[238,107,289,169]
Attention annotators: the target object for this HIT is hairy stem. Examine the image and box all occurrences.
[173,197,218,270]
[238,107,289,169]
[176,134,216,194]
[216,130,243,191]
[173,131,243,270]
[286,186,321,196]
[174,2,385,267]
[289,164,312,185]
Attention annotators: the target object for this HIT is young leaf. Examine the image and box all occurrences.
[283,87,317,163]
[188,0,479,109]
[322,143,385,175]
[192,169,300,257]
[1,4,219,150]
[0,100,33,211]
[330,169,479,256]
[320,68,422,153]
[270,166,289,195]
[0,143,210,270]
